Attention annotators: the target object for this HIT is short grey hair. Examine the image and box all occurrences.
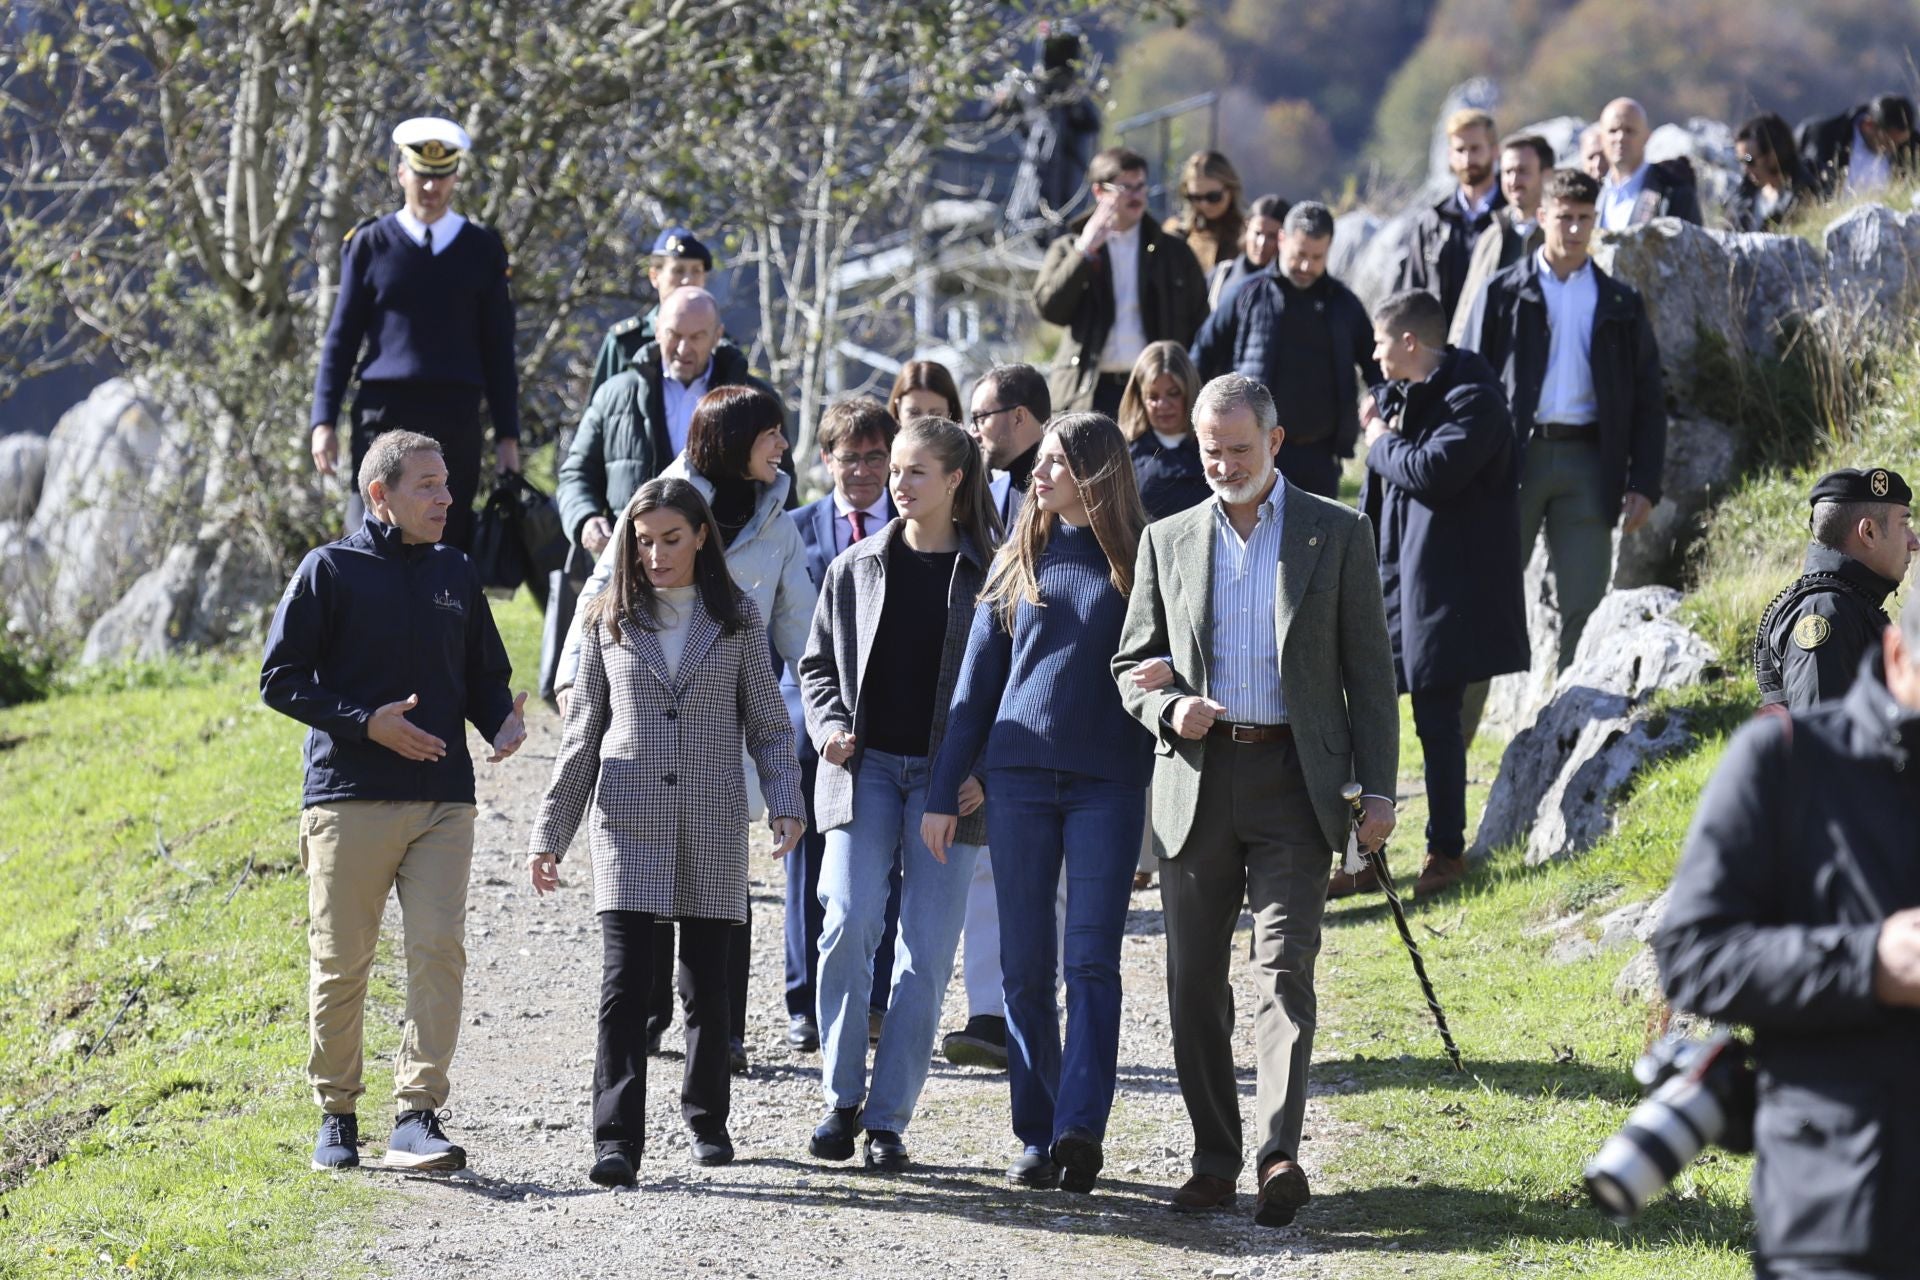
[358,429,444,508]
[1283,200,1334,240]
[1193,374,1278,434]
[1810,499,1891,551]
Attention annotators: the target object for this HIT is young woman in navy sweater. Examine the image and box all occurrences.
[923,412,1154,1195]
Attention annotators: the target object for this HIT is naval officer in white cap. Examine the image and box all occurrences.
[310,115,521,551]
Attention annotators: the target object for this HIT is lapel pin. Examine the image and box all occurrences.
[1308,536,1319,546]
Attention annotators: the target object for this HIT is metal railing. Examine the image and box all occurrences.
[1114,91,1221,216]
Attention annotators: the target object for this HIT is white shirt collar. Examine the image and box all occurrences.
[1534,247,1593,287]
[832,490,889,521]
[666,356,714,390]
[1603,162,1649,196]
[394,206,465,253]
[1456,185,1496,219]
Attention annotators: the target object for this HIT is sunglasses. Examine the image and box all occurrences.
[1186,188,1229,206]
[1737,151,1761,165]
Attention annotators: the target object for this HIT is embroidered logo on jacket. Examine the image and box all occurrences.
[432,588,465,618]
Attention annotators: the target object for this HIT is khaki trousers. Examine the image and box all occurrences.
[1162,736,1330,1181]
[300,801,475,1115]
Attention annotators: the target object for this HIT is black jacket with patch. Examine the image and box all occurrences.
[1753,544,1898,710]
[261,517,514,808]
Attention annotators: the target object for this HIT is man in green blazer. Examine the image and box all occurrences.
[1113,373,1400,1228]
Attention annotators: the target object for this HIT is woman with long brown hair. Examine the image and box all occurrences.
[886,359,965,425]
[1165,150,1246,276]
[527,477,804,1187]
[798,417,1002,1172]
[921,412,1154,1196]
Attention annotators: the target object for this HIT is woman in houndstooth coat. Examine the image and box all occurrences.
[527,477,803,1188]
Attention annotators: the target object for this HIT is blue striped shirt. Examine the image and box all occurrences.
[1209,486,1287,724]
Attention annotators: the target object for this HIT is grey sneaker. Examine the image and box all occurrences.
[382,1108,467,1171]
[312,1112,359,1170]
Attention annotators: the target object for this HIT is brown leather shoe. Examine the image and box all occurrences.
[1326,865,1379,899]
[1414,852,1471,897]
[1255,1156,1311,1227]
[1169,1172,1237,1213]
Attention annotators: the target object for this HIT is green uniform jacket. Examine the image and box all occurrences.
[556,339,775,545]
[588,308,658,403]
[1112,484,1401,855]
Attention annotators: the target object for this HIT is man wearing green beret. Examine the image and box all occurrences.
[1754,467,1918,710]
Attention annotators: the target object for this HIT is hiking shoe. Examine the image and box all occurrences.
[943,1014,1009,1070]
[1326,866,1380,899]
[382,1108,467,1171]
[312,1112,359,1170]
[810,1106,861,1161]
[1414,852,1471,898]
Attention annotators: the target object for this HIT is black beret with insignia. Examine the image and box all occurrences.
[1809,467,1912,508]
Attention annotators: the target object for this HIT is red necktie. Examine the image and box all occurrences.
[848,509,866,544]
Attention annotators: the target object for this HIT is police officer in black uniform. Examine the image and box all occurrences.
[586,228,713,402]
[1753,467,1917,710]
[310,116,520,553]
[1656,598,1920,1280]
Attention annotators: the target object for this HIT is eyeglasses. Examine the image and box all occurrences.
[1097,179,1149,197]
[832,450,889,469]
[1185,188,1229,206]
[970,405,1018,428]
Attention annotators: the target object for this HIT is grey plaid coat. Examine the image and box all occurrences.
[529,593,803,923]
[798,520,990,845]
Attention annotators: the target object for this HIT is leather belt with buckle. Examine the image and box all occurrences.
[1537,421,1598,442]
[1209,721,1292,744]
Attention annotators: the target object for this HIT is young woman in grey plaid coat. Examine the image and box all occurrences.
[527,478,804,1189]
[797,417,1003,1173]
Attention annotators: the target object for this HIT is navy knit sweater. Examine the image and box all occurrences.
[927,522,1153,812]
[310,213,520,438]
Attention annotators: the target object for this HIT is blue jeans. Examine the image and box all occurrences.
[817,749,980,1134]
[987,766,1145,1151]
[785,753,900,1020]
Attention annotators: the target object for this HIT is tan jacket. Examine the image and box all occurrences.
[1448,210,1543,347]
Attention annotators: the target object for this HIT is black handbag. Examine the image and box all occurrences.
[539,542,592,704]
[496,473,570,609]
[469,484,528,595]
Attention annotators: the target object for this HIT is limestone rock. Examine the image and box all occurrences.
[1513,115,1586,165]
[1612,891,1673,1002]
[0,433,48,522]
[1473,588,1716,859]
[1715,230,1823,359]
[1594,219,1737,383]
[26,379,192,638]
[1822,203,1920,325]
[1646,118,1742,210]
[80,533,280,665]
[1329,210,1384,286]
[1344,206,1421,315]
[1612,414,1740,589]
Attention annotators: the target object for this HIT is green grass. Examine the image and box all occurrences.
[0,589,547,1279]
[1312,685,1755,1279]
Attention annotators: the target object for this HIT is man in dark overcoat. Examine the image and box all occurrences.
[1351,290,1527,900]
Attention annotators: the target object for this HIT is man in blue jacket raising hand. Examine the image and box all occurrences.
[262,429,527,1174]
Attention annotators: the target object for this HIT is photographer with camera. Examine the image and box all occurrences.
[1652,597,1920,1279]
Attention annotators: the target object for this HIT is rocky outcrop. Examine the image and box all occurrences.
[0,434,47,522]
[79,532,280,665]
[7,379,191,638]
[1822,202,1920,326]
[1612,413,1740,589]
[1473,588,1718,863]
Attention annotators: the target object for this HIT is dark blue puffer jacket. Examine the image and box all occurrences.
[261,517,514,808]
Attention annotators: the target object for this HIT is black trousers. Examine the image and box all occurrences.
[347,380,485,551]
[1091,371,1130,420]
[1276,438,1341,499]
[1410,684,1469,859]
[647,919,749,1043]
[596,911,731,1154]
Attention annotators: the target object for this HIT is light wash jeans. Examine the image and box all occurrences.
[817,749,980,1133]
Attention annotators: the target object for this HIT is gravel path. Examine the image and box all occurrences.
[360,707,1363,1279]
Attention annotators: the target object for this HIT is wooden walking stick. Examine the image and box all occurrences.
[1341,782,1464,1070]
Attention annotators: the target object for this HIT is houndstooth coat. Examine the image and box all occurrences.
[529,592,803,923]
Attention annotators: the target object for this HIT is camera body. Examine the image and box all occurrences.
[1584,1031,1756,1223]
